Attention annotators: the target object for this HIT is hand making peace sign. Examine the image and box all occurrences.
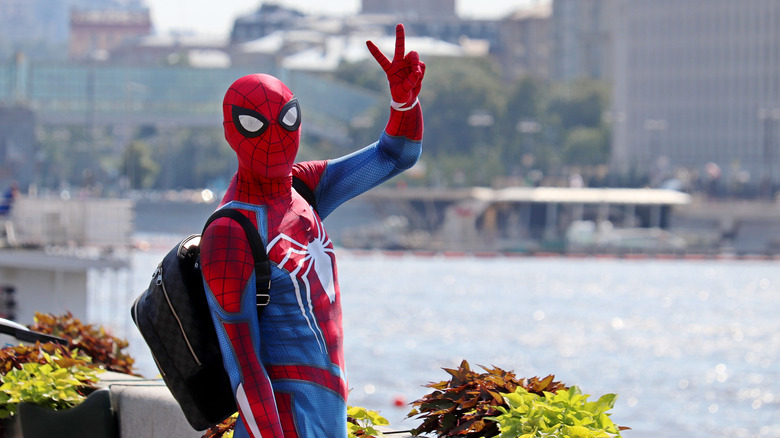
[366,23,426,111]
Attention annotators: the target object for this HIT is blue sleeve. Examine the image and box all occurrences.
[313,132,422,219]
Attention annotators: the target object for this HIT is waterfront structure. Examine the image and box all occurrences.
[356,186,691,252]
[0,195,132,324]
[610,0,780,187]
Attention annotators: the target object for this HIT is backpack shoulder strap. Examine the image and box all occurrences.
[203,208,271,314]
[292,176,317,212]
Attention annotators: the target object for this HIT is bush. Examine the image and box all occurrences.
[0,312,137,437]
[0,346,100,419]
[201,406,390,438]
[407,360,566,437]
[348,406,389,437]
[407,360,628,438]
[489,386,627,438]
[29,312,136,375]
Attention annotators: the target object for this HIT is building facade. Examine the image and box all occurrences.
[230,4,305,44]
[69,8,152,59]
[610,0,780,189]
[551,0,615,81]
[360,0,456,19]
[498,6,552,82]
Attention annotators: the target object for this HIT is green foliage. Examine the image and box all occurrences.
[35,125,120,190]
[417,56,506,160]
[489,386,627,438]
[408,360,566,437]
[347,405,390,438]
[0,348,99,419]
[0,313,140,435]
[151,127,236,190]
[546,80,610,131]
[337,56,613,186]
[0,342,71,376]
[30,312,136,375]
[334,60,386,93]
[32,61,615,191]
[200,406,389,438]
[562,127,610,166]
[122,139,160,189]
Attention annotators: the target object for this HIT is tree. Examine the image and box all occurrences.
[501,77,548,176]
[122,140,159,189]
[546,79,610,131]
[543,79,611,172]
[562,127,609,165]
[151,127,236,189]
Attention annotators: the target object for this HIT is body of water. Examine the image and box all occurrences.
[92,234,780,437]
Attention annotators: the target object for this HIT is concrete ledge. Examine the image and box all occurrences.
[98,372,201,438]
[97,371,413,437]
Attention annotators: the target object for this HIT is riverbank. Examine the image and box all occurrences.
[132,195,780,256]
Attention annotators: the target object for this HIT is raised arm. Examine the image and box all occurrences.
[293,24,426,218]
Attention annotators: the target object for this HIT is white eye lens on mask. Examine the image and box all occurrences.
[279,99,301,131]
[232,106,269,138]
[239,115,265,133]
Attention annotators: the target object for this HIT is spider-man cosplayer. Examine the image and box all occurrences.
[199,24,424,437]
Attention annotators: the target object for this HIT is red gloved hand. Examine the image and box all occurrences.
[366,23,426,111]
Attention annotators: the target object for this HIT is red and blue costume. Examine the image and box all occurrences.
[199,24,424,437]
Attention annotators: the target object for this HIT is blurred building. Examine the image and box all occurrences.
[0,0,148,59]
[359,0,553,81]
[550,0,615,81]
[0,105,35,189]
[0,0,69,46]
[498,5,552,82]
[230,3,306,44]
[69,8,152,59]
[610,0,780,189]
[361,0,456,18]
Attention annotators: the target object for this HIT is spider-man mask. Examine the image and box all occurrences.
[223,74,301,180]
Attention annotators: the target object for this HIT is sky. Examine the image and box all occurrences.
[144,0,548,37]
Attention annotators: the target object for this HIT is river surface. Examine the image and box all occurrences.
[91,234,780,438]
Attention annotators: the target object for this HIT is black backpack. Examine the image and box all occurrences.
[130,178,317,431]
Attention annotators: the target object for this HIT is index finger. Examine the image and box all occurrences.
[366,40,391,71]
[393,23,406,62]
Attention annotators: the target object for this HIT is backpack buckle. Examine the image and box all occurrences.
[256,292,270,307]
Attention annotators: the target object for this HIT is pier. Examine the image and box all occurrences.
[0,196,132,324]
[354,186,693,252]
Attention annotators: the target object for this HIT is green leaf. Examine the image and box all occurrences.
[347,405,387,437]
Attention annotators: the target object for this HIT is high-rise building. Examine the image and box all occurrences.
[551,0,615,81]
[610,0,780,187]
[498,5,552,82]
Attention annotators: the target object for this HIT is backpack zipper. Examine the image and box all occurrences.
[157,263,203,366]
